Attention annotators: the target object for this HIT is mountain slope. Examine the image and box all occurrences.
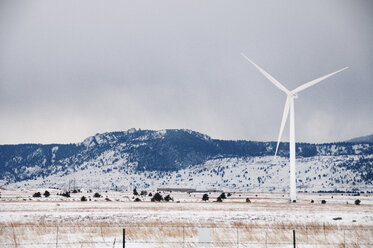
[1,129,372,192]
[346,134,373,144]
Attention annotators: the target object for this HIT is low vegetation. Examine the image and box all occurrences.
[151,193,163,202]
[164,195,173,202]
[32,192,41,197]
[202,194,209,201]
[61,192,70,197]
[219,193,226,199]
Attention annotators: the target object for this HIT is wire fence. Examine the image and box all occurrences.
[0,224,372,247]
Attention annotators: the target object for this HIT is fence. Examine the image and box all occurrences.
[0,225,372,247]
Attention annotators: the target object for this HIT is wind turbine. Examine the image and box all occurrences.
[241,53,348,202]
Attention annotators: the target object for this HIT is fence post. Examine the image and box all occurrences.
[293,227,296,248]
[344,229,345,247]
[236,227,239,248]
[123,224,125,248]
[56,226,58,248]
[183,226,185,248]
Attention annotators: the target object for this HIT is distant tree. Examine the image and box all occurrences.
[355,199,361,205]
[81,196,87,201]
[246,198,251,203]
[216,196,223,202]
[72,189,78,193]
[33,192,41,198]
[93,192,101,198]
[134,198,141,202]
[202,194,209,201]
[227,193,232,197]
[43,190,50,197]
[321,200,326,204]
[148,192,153,197]
[140,190,147,196]
[61,192,70,197]
[151,193,163,202]
[133,188,138,196]
[219,193,226,199]
[311,200,314,203]
[164,195,173,202]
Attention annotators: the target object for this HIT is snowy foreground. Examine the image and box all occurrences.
[0,189,372,247]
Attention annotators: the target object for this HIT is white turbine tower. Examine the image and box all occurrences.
[241,53,348,202]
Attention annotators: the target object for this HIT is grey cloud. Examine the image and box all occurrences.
[0,0,372,144]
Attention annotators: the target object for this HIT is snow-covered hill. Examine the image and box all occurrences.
[346,134,373,144]
[1,129,372,192]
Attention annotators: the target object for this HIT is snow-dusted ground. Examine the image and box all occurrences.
[1,190,372,247]
[1,190,372,226]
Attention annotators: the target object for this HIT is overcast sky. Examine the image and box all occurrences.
[0,0,372,144]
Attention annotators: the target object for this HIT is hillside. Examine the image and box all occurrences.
[1,129,372,192]
[346,134,373,144]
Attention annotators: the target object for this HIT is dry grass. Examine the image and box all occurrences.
[2,223,372,247]
[1,191,372,247]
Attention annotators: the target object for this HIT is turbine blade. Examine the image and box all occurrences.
[241,53,289,94]
[275,96,290,157]
[292,67,348,94]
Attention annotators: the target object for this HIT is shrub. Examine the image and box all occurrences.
[133,188,138,196]
[105,197,111,201]
[216,196,223,202]
[134,198,141,202]
[148,192,153,197]
[33,192,41,198]
[219,193,226,199]
[164,195,173,202]
[355,199,361,205]
[151,193,163,202]
[93,192,101,198]
[61,192,70,197]
[202,194,209,201]
[321,200,326,204]
[81,196,87,201]
[140,190,147,196]
[227,193,232,197]
[311,200,314,203]
[246,198,251,203]
[72,189,78,193]
[43,191,50,197]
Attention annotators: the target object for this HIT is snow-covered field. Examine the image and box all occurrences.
[0,189,372,247]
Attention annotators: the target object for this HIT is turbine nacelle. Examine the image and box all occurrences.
[289,93,298,99]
